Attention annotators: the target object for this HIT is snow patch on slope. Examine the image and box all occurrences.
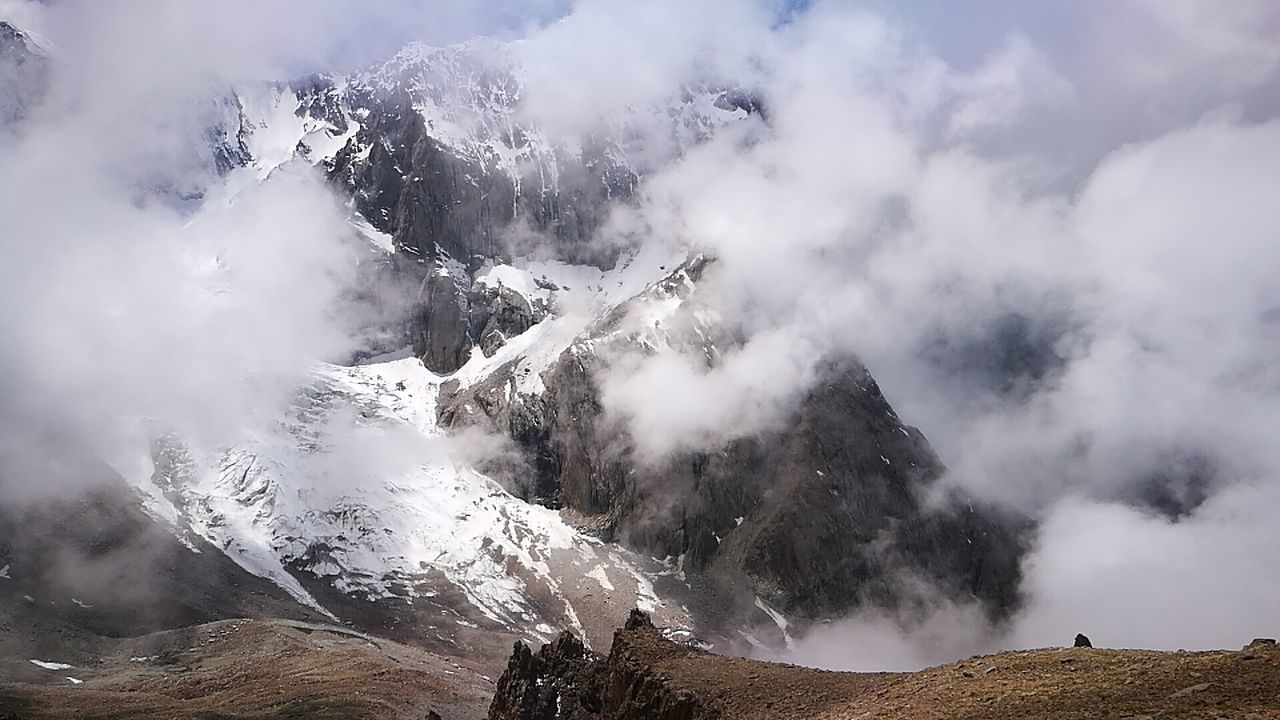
[236,83,356,178]
[452,241,691,396]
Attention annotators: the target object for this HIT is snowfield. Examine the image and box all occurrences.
[130,352,679,641]
[119,235,694,640]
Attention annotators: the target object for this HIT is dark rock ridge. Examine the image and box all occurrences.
[326,85,633,272]
[409,263,552,373]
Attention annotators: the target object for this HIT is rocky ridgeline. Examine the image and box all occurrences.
[487,611,1280,720]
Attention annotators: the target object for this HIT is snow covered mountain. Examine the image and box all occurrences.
[228,38,757,272]
[133,253,701,650]
[115,38,744,639]
[2,28,1023,656]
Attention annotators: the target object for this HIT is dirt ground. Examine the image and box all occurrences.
[622,627,1280,719]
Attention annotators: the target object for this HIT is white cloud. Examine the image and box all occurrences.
[0,2,378,481]
[1012,483,1280,651]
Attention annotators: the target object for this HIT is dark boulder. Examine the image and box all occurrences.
[412,271,473,373]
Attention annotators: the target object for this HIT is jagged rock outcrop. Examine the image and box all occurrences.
[471,281,551,357]
[320,41,647,271]
[489,611,713,720]
[408,260,554,372]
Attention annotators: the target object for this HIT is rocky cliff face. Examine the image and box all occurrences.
[439,257,1026,634]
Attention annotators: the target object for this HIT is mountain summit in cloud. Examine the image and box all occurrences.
[2,1,1280,717]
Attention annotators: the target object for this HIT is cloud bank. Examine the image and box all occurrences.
[0,1,377,497]
[505,0,1280,657]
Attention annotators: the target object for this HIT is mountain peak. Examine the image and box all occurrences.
[0,20,50,57]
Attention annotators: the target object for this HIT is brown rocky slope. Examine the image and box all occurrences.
[0,618,496,720]
[4,611,1277,719]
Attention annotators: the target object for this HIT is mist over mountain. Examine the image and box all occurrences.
[2,1,1279,718]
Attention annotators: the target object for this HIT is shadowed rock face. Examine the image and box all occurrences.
[412,270,475,374]
[313,69,643,373]
[535,353,1025,624]
[707,361,1026,619]
[326,88,634,275]
[407,260,553,373]
[440,261,1028,630]
[471,283,549,357]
